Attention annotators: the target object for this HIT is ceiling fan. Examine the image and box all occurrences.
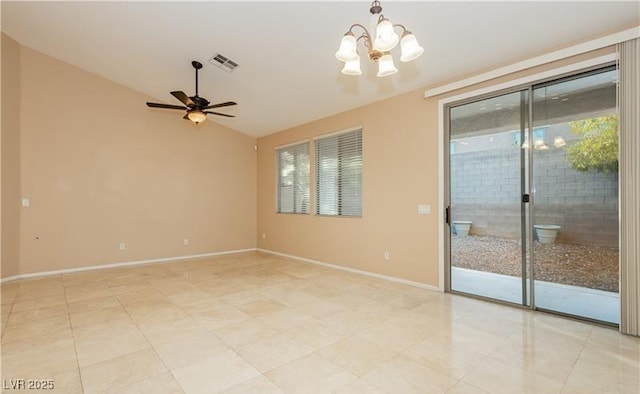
[146,60,236,124]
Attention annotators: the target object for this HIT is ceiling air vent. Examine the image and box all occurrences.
[208,53,239,73]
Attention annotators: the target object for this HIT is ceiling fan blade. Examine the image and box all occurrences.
[147,102,187,110]
[183,114,190,120]
[171,91,195,107]
[203,111,235,118]
[204,101,237,110]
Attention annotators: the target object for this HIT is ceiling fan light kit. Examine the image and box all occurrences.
[146,61,237,125]
[187,110,207,124]
[335,0,424,77]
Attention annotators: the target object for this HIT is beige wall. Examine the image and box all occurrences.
[258,89,440,285]
[2,40,256,277]
[1,33,22,278]
[257,47,616,288]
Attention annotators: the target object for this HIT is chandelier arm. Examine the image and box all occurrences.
[349,24,374,51]
[356,34,373,51]
[349,23,371,36]
[392,23,409,34]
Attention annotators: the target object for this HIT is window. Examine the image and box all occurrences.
[276,142,310,214]
[315,129,362,216]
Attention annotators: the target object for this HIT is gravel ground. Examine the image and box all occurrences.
[451,235,619,292]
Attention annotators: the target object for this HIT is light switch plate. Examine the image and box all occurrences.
[22,198,30,207]
[418,204,431,215]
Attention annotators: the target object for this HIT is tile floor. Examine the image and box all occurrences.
[1,252,638,393]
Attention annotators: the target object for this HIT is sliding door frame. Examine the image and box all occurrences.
[528,64,619,326]
[441,94,530,303]
[443,86,533,309]
[442,61,618,321]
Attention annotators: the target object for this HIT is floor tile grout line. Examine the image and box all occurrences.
[1,287,18,340]
[558,331,592,393]
[96,280,182,393]
[107,263,289,392]
[65,273,115,393]
[67,296,87,394]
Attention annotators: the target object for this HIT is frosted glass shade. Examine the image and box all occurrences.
[335,34,358,62]
[373,19,399,51]
[187,110,207,124]
[341,54,362,75]
[399,33,424,62]
[376,54,398,77]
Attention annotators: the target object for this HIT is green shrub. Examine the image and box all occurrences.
[567,115,618,173]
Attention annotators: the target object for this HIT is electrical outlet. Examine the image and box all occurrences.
[384,251,390,261]
[262,233,267,240]
[119,243,126,251]
[22,198,30,207]
[183,238,189,246]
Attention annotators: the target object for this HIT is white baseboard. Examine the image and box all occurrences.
[2,247,442,293]
[0,248,257,283]
[257,248,441,292]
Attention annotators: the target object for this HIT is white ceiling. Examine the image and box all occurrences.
[2,1,638,137]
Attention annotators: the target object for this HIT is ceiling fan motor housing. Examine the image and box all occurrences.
[191,96,210,110]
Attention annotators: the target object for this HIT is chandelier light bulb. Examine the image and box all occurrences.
[376,54,398,77]
[399,32,424,62]
[373,18,399,52]
[335,33,358,62]
[341,53,362,75]
[187,110,207,124]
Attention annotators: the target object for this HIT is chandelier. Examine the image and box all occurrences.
[335,0,424,77]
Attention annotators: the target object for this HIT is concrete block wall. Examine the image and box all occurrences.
[451,147,618,247]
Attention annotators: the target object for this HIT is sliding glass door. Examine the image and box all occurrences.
[448,90,530,305]
[531,68,619,323]
[446,66,619,324]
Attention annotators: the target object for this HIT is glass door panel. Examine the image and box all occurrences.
[449,90,529,305]
[531,68,620,324]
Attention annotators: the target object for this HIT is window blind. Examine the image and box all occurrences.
[276,142,310,214]
[315,129,362,216]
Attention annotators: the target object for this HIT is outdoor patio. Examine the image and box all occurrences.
[451,267,620,323]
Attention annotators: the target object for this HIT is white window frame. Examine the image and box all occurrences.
[314,127,363,217]
[275,140,310,214]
